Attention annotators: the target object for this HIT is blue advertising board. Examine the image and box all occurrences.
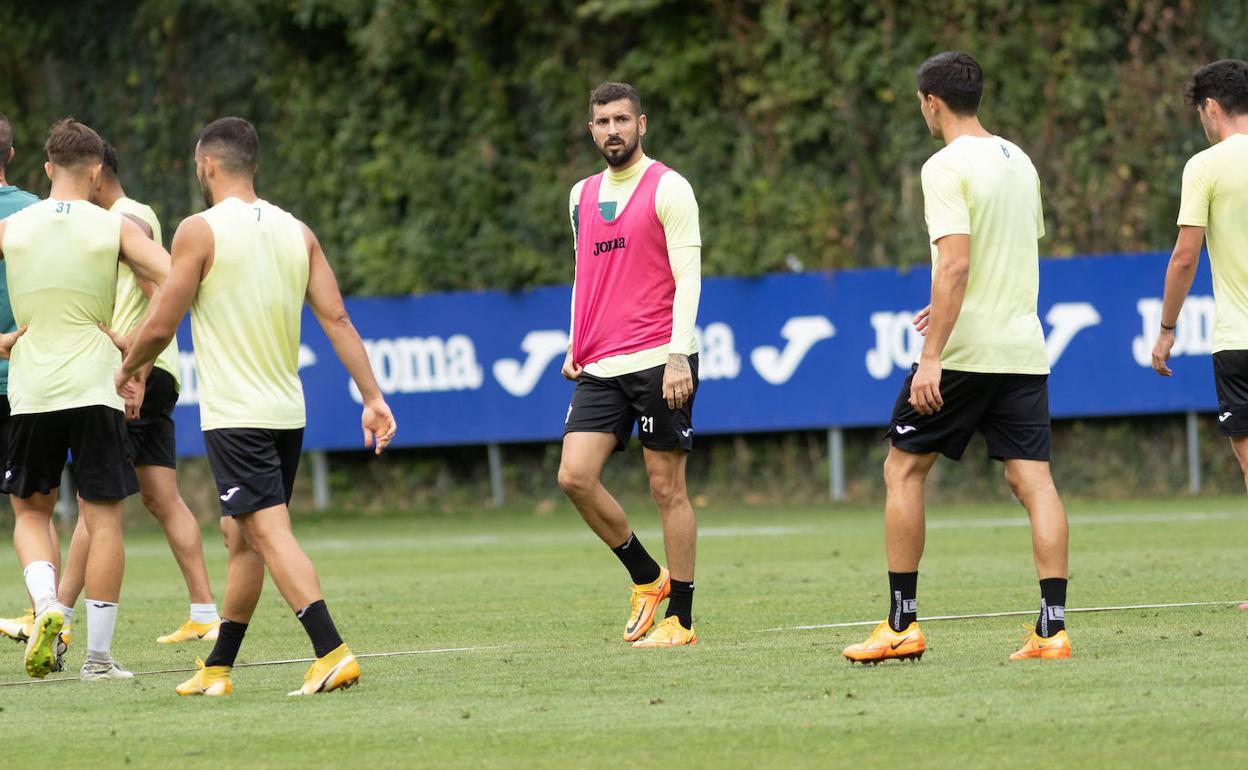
[169,251,1216,455]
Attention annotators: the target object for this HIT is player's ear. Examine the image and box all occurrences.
[43,161,53,182]
[638,113,647,138]
[4,147,12,166]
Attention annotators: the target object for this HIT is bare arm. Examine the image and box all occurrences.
[118,216,209,383]
[303,223,397,453]
[909,233,970,415]
[0,221,25,357]
[118,216,168,286]
[1151,225,1205,376]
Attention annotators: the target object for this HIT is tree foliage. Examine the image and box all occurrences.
[0,0,1238,294]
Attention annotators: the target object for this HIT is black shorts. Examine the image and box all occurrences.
[564,355,698,452]
[886,364,1051,462]
[1213,350,1248,437]
[0,395,10,479]
[3,406,139,501]
[203,428,304,517]
[128,367,178,469]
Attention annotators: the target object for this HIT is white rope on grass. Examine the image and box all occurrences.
[0,644,499,688]
[764,600,1248,632]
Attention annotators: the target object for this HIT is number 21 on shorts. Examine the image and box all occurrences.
[640,416,654,434]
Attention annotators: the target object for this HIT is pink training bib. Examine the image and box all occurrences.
[572,162,674,368]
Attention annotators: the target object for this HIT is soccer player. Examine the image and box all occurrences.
[0,118,171,679]
[557,82,702,648]
[117,117,396,696]
[841,52,1072,664]
[1151,60,1248,497]
[50,141,221,657]
[0,113,65,647]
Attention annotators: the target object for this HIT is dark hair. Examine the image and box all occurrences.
[1185,59,1248,116]
[589,82,641,119]
[0,112,11,173]
[44,118,104,169]
[916,51,984,116]
[101,141,120,176]
[197,116,259,174]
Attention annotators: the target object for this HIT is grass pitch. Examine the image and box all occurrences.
[0,495,1245,769]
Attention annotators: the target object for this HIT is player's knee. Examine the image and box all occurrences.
[557,465,596,499]
[883,452,923,489]
[648,473,684,510]
[140,489,176,518]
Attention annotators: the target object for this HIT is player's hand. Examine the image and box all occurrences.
[561,345,583,381]
[98,323,133,355]
[663,353,694,410]
[909,358,943,416]
[0,325,28,360]
[1151,328,1176,377]
[113,367,144,407]
[913,305,932,336]
[124,382,146,421]
[362,397,397,455]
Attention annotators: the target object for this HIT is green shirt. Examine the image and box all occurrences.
[1,198,124,414]
[191,198,309,430]
[921,135,1049,375]
[110,197,181,388]
[1177,133,1248,353]
[0,185,40,395]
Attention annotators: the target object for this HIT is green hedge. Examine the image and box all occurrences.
[0,1,1241,294]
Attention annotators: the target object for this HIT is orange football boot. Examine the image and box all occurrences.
[1010,629,1071,660]
[841,621,925,664]
[624,567,670,642]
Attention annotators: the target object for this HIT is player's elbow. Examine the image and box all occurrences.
[1171,248,1200,271]
[321,310,355,337]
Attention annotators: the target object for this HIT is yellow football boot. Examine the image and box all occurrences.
[288,644,360,696]
[624,567,670,642]
[841,621,925,665]
[1009,629,1071,661]
[631,615,698,648]
[176,659,233,696]
[0,608,34,643]
[157,619,221,644]
[24,608,64,679]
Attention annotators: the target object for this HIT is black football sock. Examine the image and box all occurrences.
[1036,578,1067,637]
[204,619,247,668]
[665,579,694,630]
[296,599,345,658]
[887,571,919,632]
[611,532,662,585]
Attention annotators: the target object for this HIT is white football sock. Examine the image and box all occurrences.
[54,601,74,626]
[22,561,56,613]
[190,603,220,624]
[85,599,118,659]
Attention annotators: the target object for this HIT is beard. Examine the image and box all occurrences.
[596,133,638,167]
[198,170,214,208]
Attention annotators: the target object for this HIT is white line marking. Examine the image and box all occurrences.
[764,600,1247,632]
[103,511,1236,557]
[0,645,499,688]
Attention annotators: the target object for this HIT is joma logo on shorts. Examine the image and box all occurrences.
[592,236,626,256]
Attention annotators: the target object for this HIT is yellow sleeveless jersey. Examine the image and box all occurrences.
[110,197,181,388]
[1,198,124,414]
[191,197,309,430]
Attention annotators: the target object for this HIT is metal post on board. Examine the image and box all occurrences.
[827,428,846,503]
[311,451,331,512]
[487,443,505,507]
[53,466,77,524]
[1186,411,1201,495]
